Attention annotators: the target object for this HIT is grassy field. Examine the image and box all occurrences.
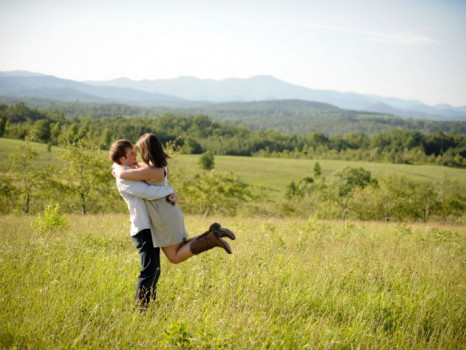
[2,137,466,200]
[0,138,67,171]
[0,214,465,348]
[172,154,466,199]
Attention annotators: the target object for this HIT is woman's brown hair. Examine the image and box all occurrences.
[135,133,170,168]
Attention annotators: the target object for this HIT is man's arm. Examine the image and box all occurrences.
[118,180,174,200]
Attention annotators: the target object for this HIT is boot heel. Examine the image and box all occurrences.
[209,222,221,231]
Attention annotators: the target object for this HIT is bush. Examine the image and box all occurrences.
[31,203,69,233]
[198,151,215,170]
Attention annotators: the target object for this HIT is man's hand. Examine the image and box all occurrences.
[166,193,178,205]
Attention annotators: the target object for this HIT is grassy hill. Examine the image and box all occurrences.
[2,137,466,200]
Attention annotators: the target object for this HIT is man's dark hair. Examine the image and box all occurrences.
[109,139,133,164]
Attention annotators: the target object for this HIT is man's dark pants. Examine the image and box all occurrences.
[131,228,161,308]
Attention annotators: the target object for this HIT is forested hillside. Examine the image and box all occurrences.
[1,97,465,136]
[177,100,466,136]
[1,103,464,167]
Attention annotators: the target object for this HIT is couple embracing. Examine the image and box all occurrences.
[109,133,235,309]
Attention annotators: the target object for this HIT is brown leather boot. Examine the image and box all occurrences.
[209,223,236,240]
[189,230,232,255]
[183,223,236,245]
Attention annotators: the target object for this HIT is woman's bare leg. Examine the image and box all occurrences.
[162,224,236,264]
[162,242,194,264]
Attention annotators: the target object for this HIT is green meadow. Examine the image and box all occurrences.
[0,215,465,348]
[173,154,466,200]
[2,137,465,200]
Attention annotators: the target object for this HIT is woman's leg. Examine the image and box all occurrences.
[162,225,235,264]
[162,242,193,264]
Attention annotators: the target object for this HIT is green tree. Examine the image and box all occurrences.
[199,151,215,170]
[30,119,51,142]
[435,176,465,223]
[60,123,79,145]
[329,167,374,219]
[306,132,329,148]
[285,177,314,199]
[182,137,203,154]
[99,128,112,150]
[369,175,417,222]
[414,184,439,223]
[0,173,17,214]
[62,141,112,214]
[9,138,40,213]
[0,118,5,137]
[313,162,321,177]
[50,123,62,144]
[179,170,251,217]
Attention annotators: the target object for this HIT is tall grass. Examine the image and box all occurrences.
[1,214,464,348]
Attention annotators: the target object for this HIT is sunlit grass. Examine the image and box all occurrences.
[0,137,67,171]
[1,214,465,348]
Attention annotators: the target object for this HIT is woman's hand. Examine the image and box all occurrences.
[166,193,179,205]
[112,164,126,179]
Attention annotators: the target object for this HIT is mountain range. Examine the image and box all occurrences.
[0,70,465,121]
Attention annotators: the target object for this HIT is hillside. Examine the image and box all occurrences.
[165,100,466,136]
[1,97,465,137]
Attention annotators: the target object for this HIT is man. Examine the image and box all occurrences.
[109,139,174,310]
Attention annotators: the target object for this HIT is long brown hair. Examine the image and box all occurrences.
[135,133,170,168]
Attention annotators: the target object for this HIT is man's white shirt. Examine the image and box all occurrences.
[113,164,174,236]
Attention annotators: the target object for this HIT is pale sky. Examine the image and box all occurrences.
[1,0,465,106]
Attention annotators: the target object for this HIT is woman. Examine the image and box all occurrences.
[114,133,235,264]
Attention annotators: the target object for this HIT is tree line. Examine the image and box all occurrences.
[0,103,464,167]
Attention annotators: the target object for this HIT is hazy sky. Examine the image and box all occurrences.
[1,0,465,106]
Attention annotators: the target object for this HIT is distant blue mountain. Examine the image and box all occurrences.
[86,75,466,120]
[0,73,184,106]
[0,70,465,120]
[0,70,45,77]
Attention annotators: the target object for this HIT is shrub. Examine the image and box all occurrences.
[31,203,69,233]
[198,151,215,170]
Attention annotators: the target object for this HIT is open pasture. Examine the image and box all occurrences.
[1,214,465,348]
[173,154,466,199]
